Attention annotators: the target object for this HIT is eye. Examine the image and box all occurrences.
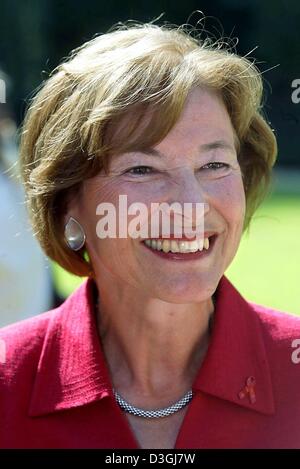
[125,166,154,176]
[201,162,230,171]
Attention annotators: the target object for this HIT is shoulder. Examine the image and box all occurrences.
[0,305,69,431]
[250,301,300,338]
[249,301,300,366]
[0,307,61,384]
[0,279,91,389]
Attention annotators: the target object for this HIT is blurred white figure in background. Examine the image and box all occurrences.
[0,104,53,326]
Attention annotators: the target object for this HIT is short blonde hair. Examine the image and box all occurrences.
[20,21,277,277]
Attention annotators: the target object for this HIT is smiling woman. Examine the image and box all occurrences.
[1,19,300,449]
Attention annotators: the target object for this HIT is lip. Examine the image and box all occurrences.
[141,234,218,261]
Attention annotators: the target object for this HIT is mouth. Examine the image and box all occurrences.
[140,234,218,261]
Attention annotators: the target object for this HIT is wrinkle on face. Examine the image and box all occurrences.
[68,87,246,304]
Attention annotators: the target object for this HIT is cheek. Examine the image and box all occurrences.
[79,180,146,257]
[108,181,165,235]
[79,179,124,237]
[209,174,246,227]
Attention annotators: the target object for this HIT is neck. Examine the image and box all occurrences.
[94,276,215,398]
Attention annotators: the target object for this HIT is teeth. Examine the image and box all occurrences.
[156,239,162,250]
[170,240,179,253]
[196,238,204,251]
[162,239,170,253]
[183,240,201,252]
[204,237,209,250]
[144,237,211,253]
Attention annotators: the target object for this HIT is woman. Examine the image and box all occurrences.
[1,21,300,449]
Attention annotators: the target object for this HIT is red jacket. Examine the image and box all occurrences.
[1,276,300,448]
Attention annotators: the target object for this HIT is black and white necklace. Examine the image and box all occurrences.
[113,389,193,419]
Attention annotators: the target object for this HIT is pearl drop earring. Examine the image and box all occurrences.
[64,217,86,251]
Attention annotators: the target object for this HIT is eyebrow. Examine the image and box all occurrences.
[140,140,237,158]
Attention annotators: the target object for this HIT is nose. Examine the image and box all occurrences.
[166,167,210,211]
[164,167,210,232]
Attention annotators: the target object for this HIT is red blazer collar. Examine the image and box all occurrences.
[193,276,275,415]
[28,278,113,417]
[28,276,275,417]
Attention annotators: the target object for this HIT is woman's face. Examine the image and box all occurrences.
[70,87,246,303]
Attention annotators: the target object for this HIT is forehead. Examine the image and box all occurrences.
[160,88,234,143]
[104,86,237,169]
[144,88,237,159]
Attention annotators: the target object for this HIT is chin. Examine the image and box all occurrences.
[152,275,219,304]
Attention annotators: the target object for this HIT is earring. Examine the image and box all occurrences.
[64,217,86,251]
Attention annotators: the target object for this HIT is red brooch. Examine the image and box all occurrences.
[238,376,256,404]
